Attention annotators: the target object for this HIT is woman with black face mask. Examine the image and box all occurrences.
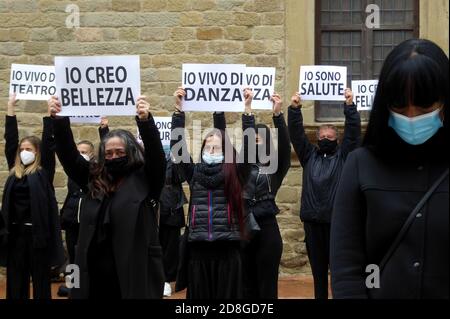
[288,89,361,299]
[48,95,166,299]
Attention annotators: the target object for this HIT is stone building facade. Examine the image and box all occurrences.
[0,0,448,276]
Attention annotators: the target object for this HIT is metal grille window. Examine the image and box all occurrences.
[315,0,419,122]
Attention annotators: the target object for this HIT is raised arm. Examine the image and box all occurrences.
[40,115,56,185]
[213,112,226,130]
[171,87,195,183]
[271,93,291,187]
[288,93,315,167]
[98,117,110,140]
[135,96,166,201]
[330,150,368,299]
[340,89,362,159]
[49,96,90,189]
[4,94,19,170]
[238,88,256,184]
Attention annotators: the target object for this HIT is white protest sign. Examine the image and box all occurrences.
[245,67,275,110]
[69,116,102,124]
[55,55,140,116]
[9,64,56,100]
[299,66,347,101]
[352,80,378,111]
[182,64,245,112]
[136,117,172,147]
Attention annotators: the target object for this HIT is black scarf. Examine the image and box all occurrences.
[193,163,225,189]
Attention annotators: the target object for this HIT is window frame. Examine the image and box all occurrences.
[314,0,420,122]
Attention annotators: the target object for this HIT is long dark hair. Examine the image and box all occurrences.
[200,129,245,235]
[90,129,144,198]
[363,39,449,160]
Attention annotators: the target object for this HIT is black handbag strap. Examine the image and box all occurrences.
[379,168,449,271]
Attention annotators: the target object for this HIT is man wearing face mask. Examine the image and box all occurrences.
[57,140,94,297]
[288,89,361,299]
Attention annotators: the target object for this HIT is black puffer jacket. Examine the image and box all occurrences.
[288,104,361,223]
[171,112,249,242]
[188,167,241,242]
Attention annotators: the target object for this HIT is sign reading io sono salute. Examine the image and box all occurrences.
[299,65,347,101]
[55,55,140,116]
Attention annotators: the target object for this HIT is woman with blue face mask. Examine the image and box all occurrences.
[0,94,64,299]
[171,87,252,299]
[330,39,448,299]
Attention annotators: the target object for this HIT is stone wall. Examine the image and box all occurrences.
[0,0,310,275]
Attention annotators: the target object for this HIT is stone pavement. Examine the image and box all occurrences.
[0,275,331,299]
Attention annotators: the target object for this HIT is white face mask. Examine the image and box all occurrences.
[80,153,90,162]
[202,152,224,165]
[20,150,36,166]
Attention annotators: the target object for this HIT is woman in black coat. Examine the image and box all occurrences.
[98,117,187,295]
[48,95,166,299]
[0,94,64,299]
[330,39,449,299]
[171,88,252,299]
[214,93,291,299]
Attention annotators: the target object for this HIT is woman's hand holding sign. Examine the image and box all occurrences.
[244,88,254,115]
[7,93,18,116]
[271,93,282,116]
[48,96,62,118]
[136,96,150,120]
[291,92,302,109]
[345,88,354,106]
[174,87,186,113]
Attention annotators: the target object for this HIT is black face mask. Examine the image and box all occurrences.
[318,139,338,155]
[104,156,129,178]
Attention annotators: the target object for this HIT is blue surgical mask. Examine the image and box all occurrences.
[163,145,171,160]
[202,152,224,165]
[388,108,443,145]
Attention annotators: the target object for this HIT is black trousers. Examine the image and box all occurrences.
[304,222,331,299]
[87,238,121,299]
[159,224,181,283]
[65,223,79,265]
[187,241,243,299]
[242,215,283,299]
[6,225,51,299]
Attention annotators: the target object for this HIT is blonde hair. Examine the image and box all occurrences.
[10,136,42,179]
